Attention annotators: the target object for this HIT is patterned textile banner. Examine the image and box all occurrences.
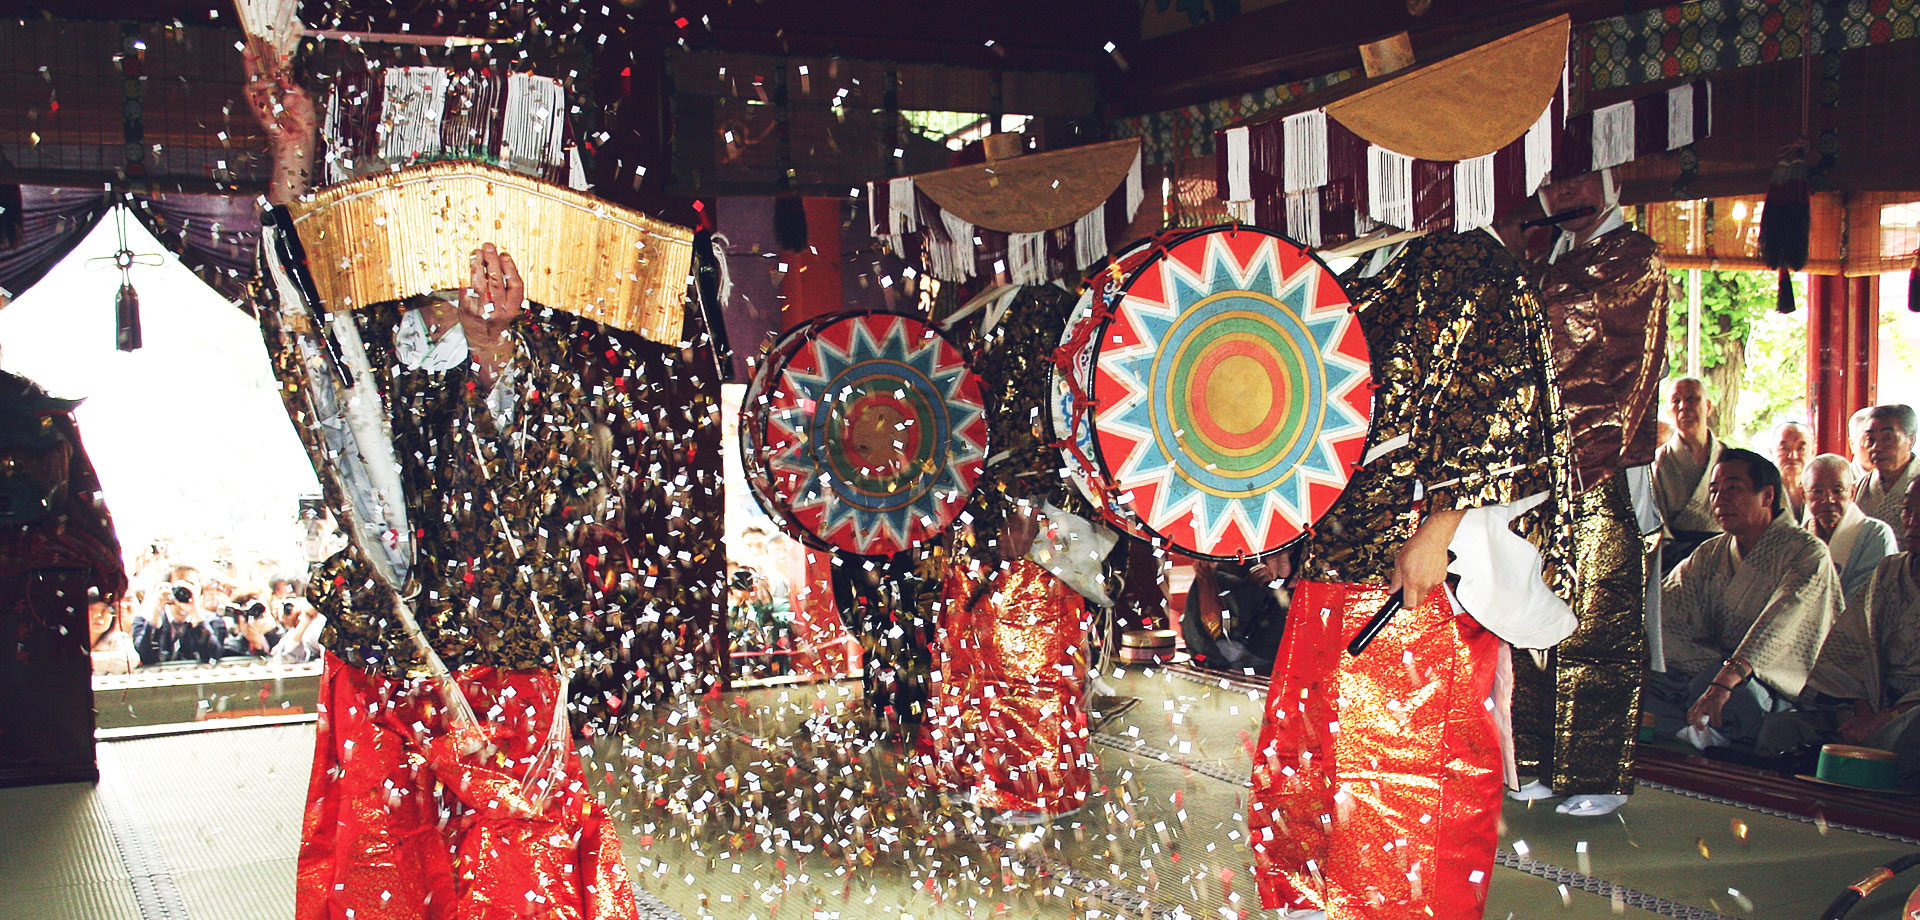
[1585,0,1920,92]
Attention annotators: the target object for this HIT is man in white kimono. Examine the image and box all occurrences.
[1653,377,1723,570]
[1803,453,1896,607]
[1856,405,1919,551]
[1773,478,1920,783]
[1774,422,1812,522]
[1648,449,1843,747]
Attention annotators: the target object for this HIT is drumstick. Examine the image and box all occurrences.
[1346,590,1403,657]
[1521,206,1597,229]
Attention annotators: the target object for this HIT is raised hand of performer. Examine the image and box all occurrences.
[1389,508,1466,607]
[456,243,527,386]
[241,38,319,205]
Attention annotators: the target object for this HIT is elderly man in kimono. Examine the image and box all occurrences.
[1648,448,1843,748]
[1856,404,1919,551]
[1653,377,1723,570]
[1803,453,1897,607]
[1773,477,1920,780]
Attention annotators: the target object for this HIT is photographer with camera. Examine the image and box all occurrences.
[268,596,326,665]
[132,579,224,665]
[221,591,282,659]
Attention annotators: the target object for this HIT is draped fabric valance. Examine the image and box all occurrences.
[1216,15,1712,248]
[0,187,261,305]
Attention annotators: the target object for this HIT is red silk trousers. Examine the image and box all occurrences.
[1249,582,1503,920]
[297,654,639,920]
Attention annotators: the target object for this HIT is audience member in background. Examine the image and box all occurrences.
[1773,421,1812,521]
[1803,453,1897,608]
[1851,406,1876,475]
[270,597,327,664]
[1777,477,1920,786]
[88,589,138,675]
[1653,377,1724,568]
[1647,449,1843,748]
[133,580,224,664]
[1856,404,1920,551]
[221,590,282,658]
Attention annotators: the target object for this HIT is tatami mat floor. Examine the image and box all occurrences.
[2,667,1915,920]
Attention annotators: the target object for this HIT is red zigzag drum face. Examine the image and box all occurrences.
[745,311,989,558]
[1051,225,1374,560]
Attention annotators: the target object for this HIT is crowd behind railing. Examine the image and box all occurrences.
[89,556,326,675]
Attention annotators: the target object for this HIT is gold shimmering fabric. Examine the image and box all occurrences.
[923,556,1092,814]
[1533,228,1669,492]
[1300,231,1575,602]
[262,298,615,676]
[1511,474,1645,795]
[296,654,639,920]
[1250,582,1504,919]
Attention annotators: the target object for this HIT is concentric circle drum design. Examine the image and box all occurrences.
[748,311,988,556]
[1088,225,1373,558]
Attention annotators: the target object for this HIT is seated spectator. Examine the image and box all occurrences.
[1646,448,1843,747]
[1803,453,1897,607]
[1850,406,1876,475]
[1773,422,1812,521]
[1770,477,1920,786]
[1653,377,1724,569]
[88,589,138,675]
[132,581,224,664]
[1857,404,1920,550]
[269,597,326,664]
[220,590,282,658]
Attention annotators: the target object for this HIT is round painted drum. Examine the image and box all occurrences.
[1049,236,1167,540]
[746,311,990,557]
[1084,225,1373,559]
[740,316,832,551]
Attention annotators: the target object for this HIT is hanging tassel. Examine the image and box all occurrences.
[1759,149,1809,313]
[691,229,731,379]
[773,196,809,253]
[115,280,142,352]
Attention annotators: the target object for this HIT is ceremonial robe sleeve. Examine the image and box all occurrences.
[1660,547,1725,674]
[1734,537,1842,699]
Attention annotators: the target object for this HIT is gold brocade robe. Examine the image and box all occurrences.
[1511,226,1669,795]
[261,298,625,676]
[1253,232,1574,920]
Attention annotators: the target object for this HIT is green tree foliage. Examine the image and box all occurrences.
[1665,269,1807,444]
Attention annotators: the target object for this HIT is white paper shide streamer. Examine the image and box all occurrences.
[233,0,301,56]
[1590,100,1637,172]
[503,73,568,172]
[1667,83,1696,150]
[379,67,451,163]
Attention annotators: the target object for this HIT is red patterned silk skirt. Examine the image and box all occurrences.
[1249,581,1504,920]
[297,653,638,920]
[918,559,1091,814]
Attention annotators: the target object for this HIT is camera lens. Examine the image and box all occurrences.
[171,585,193,603]
[245,602,267,620]
[282,601,296,617]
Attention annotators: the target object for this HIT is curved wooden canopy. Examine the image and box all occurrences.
[911,138,1140,233]
[1324,15,1568,162]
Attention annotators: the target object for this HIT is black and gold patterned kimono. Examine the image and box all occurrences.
[1514,226,1669,797]
[264,299,623,677]
[1250,232,1575,920]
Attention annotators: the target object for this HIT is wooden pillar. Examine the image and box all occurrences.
[1806,274,1880,456]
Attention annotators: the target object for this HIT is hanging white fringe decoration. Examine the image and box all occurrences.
[709,232,735,308]
[233,0,301,57]
[1285,189,1322,248]
[503,73,567,171]
[1523,105,1555,196]
[1072,206,1108,271]
[1366,145,1414,230]
[1124,149,1145,220]
[887,176,919,256]
[1590,100,1637,172]
[1006,232,1048,286]
[1282,109,1329,194]
[379,67,450,163]
[1223,126,1252,204]
[1452,153,1497,233]
[927,210,976,281]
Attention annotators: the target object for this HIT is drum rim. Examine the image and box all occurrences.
[741,308,991,559]
[1084,223,1364,561]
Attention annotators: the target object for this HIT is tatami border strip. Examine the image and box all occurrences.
[1635,779,1920,848]
[93,744,192,920]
